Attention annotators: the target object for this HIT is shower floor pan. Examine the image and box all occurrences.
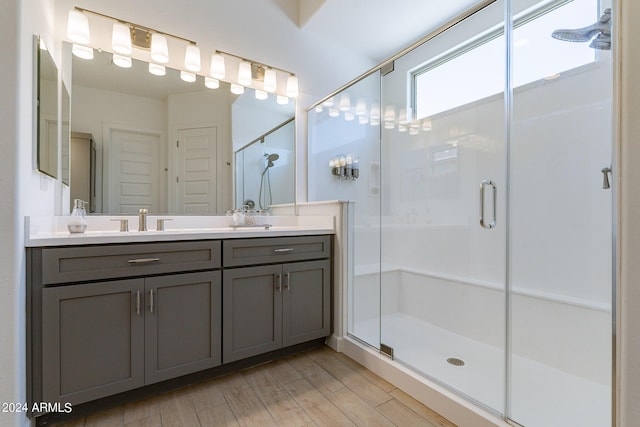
[352,312,609,427]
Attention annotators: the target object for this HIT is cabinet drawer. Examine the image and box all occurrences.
[41,241,221,285]
[223,235,331,267]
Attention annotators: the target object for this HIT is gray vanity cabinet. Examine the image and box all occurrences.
[222,236,331,363]
[145,271,221,384]
[42,279,146,405]
[281,260,331,347]
[41,271,221,405]
[29,236,331,415]
[222,265,283,362]
[34,241,222,406]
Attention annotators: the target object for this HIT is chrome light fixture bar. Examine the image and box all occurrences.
[66,7,299,99]
[68,7,198,70]
[213,50,299,99]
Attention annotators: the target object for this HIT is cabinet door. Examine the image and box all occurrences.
[223,265,282,363]
[145,271,221,384]
[42,279,145,405]
[283,260,331,347]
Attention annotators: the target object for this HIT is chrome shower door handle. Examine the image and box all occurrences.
[480,180,497,229]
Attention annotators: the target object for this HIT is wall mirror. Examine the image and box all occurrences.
[66,42,295,215]
[235,117,295,211]
[36,36,59,179]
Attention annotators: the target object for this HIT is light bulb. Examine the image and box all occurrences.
[238,61,252,86]
[322,97,334,107]
[358,115,369,125]
[72,44,93,60]
[277,95,289,105]
[184,44,201,72]
[315,105,323,113]
[112,22,132,55]
[210,52,225,79]
[230,83,245,95]
[328,108,339,118]
[344,112,355,121]
[180,70,196,83]
[286,75,298,98]
[263,68,277,93]
[255,89,268,100]
[205,77,219,89]
[148,63,166,76]
[112,54,132,68]
[355,99,367,116]
[370,103,381,121]
[384,105,396,122]
[398,108,408,125]
[67,9,90,45]
[150,33,169,63]
[339,93,351,112]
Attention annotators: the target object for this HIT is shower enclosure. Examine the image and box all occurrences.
[235,118,295,210]
[307,0,613,425]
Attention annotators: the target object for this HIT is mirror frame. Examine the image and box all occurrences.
[36,35,59,179]
[61,81,70,186]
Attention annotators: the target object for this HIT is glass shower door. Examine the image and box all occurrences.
[379,1,507,414]
[508,0,613,425]
[306,72,383,350]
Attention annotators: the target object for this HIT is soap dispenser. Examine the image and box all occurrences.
[68,199,88,234]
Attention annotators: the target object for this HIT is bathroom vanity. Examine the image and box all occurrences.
[25,216,333,418]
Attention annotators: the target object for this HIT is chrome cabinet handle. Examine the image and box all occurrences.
[149,289,154,313]
[276,274,282,293]
[136,291,141,315]
[273,248,294,254]
[128,257,160,264]
[480,180,497,229]
[284,272,290,291]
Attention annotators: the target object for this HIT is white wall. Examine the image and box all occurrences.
[2,0,58,425]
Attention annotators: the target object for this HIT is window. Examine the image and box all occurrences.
[413,0,598,120]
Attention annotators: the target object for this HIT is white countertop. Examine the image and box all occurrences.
[25,215,335,247]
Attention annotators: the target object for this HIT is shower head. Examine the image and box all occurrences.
[264,153,279,162]
[551,8,611,47]
[264,153,279,168]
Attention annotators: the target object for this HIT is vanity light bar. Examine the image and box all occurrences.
[67,7,299,98]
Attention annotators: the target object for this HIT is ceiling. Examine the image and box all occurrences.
[292,0,485,63]
[55,0,485,102]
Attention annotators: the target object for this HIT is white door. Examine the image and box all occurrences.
[108,129,161,213]
[176,126,219,214]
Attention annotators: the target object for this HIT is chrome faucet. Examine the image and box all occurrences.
[138,208,148,231]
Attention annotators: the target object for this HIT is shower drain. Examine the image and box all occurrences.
[446,357,465,367]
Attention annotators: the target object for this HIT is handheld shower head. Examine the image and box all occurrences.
[263,153,280,168]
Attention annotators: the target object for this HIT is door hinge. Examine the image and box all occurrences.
[176,176,179,183]
[176,140,179,148]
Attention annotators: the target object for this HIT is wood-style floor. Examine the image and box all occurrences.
[52,346,456,427]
